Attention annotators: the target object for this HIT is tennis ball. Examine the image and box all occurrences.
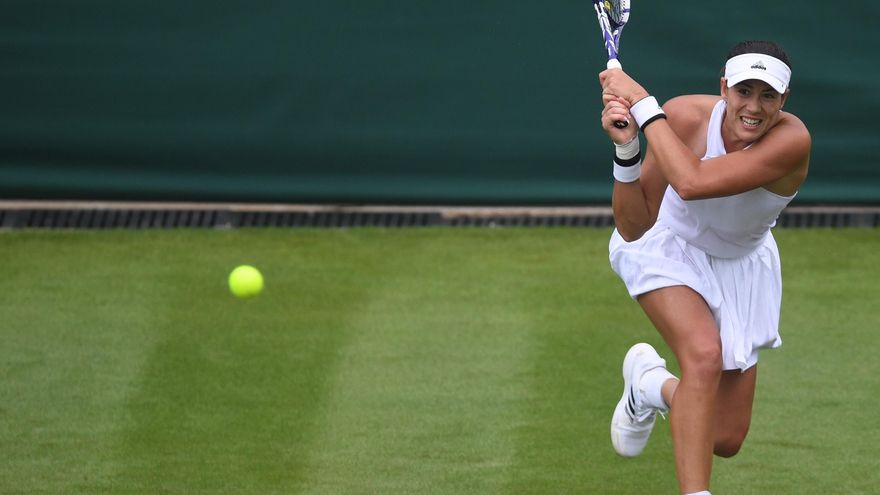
[228,265,264,299]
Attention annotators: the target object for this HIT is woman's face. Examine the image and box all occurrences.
[720,79,789,147]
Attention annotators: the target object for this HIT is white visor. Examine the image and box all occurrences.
[724,53,791,93]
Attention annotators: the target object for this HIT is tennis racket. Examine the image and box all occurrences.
[592,0,631,128]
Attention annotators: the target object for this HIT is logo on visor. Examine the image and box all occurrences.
[750,61,767,70]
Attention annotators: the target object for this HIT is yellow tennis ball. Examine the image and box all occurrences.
[228,265,264,299]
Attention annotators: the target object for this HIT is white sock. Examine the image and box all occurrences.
[640,366,676,411]
[684,491,711,495]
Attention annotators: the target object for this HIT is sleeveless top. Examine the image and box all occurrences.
[655,99,796,258]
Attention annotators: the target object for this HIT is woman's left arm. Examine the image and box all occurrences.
[644,115,811,199]
[600,68,811,199]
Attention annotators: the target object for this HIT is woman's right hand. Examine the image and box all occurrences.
[601,94,638,145]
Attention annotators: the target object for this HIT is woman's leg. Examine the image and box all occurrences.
[713,366,756,457]
[657,367,758,458]
[637,286,723,494]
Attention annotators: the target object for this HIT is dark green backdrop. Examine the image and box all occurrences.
[2,2,878,203]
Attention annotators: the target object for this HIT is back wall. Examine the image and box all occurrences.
[1,1,876,203]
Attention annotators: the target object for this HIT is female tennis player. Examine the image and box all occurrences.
[598,40,811,495]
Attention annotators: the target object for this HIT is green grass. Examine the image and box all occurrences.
[0,227,877,494]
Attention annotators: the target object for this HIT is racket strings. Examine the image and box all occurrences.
[605,0,630,29]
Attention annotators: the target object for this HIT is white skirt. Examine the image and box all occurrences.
[609,224,783,371]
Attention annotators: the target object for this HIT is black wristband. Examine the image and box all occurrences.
[640,113,667,131]
[613,151,642,167]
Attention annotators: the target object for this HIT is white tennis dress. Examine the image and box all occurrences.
[609,99,796,371]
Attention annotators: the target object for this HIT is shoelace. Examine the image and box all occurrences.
[627,386,656,423]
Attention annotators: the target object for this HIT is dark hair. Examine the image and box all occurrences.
[726,40,791,68]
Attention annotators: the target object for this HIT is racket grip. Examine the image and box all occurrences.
[605,59,629,128]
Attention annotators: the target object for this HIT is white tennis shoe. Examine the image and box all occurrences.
[610,342,668,457]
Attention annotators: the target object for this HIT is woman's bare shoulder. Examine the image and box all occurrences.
[662,95,719,123]
[660,95,719,148]
[758,110,812,154]
[777,111,811,139]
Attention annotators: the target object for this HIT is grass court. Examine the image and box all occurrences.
[1,227,877,494]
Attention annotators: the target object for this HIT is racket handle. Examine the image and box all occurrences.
[605,58,629,128]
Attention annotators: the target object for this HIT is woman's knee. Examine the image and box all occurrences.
[680,340,723,381]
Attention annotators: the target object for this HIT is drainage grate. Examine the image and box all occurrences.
[233,210,441,228]
[447,214,615,228]
[776,209,880,228]
[1,203,879,229]
[0,207,446,229]
[1,208,225,229]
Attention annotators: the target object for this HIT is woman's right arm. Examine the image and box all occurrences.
[601,93,670,241]
[611,145,668,241]
[603,92,710,241]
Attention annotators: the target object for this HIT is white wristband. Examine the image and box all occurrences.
[614,135,640,160]
[612,134,641,182]
[630,96,665,128]
[613,161,641,183]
